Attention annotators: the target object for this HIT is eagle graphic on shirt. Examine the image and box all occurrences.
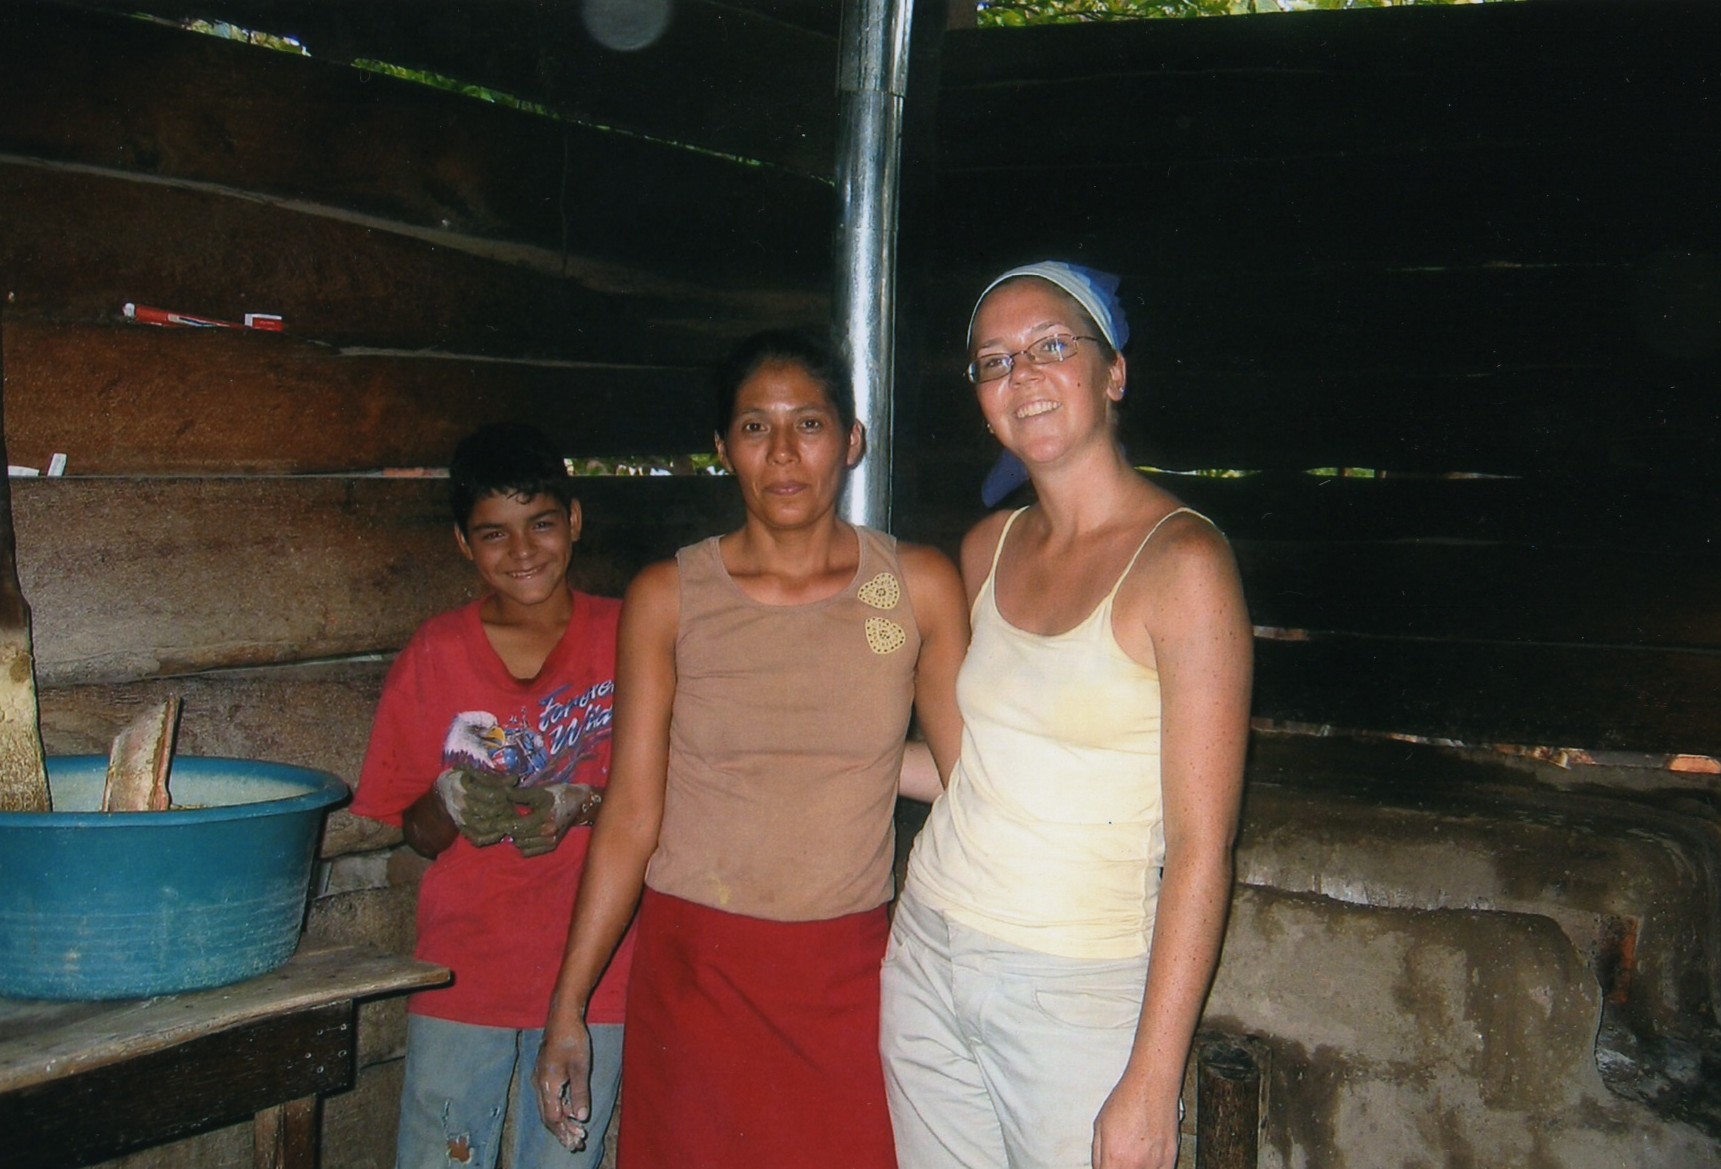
[441,679,614,790]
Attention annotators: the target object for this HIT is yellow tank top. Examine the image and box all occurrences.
[905,507,1204,958]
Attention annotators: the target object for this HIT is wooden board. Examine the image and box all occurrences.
[0,944,444,1168]
[930,260,1704,372]
[938,4,1720,175]
[10,474,738,686]
[1,318,720,474]
[1253,634,1721,758]
[5,1003,349,1169]
[943,0,1720,81]
[906,467,1721,638]
[916,255,1715,371]
[0,945,442,1091]
[0,302,51,814]
[38,661,389,786]
[60,0,841,176]
[570,476,746,592]
[912,358,1719,481]
[11,476,470,686]
[895,467,1721,753]
[0,4,835,283]
[911,4,1720,484]
[37,660,403,858]
[0,162,827,361]
[1142,473,1721,553]
[1196,1036,1264,1169]
[1115,369,1717,479]
[1234,540,1721,650]
[909,240,1719,475]
[929,150,1721,277]
[935,0,1721,289]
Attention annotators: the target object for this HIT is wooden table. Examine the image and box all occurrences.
[0,944,448,1169]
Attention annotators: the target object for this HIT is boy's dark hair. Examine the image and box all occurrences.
[448,422,577,530]
[714,328,855,433]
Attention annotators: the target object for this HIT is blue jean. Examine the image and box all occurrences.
[395,1015,623,1169]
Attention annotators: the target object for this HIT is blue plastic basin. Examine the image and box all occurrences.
[0,756,348,1000]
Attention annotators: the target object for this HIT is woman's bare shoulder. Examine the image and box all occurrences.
[1129,510,1248,626]
[1164,509,1239,565]
[895,538,958,578]
[894,540,966,609]
[625,556,680,598]
[621,557,683,635]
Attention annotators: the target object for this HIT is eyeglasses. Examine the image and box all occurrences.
[965,334,1102,384]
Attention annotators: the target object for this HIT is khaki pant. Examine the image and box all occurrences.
[880,888,1158,1169]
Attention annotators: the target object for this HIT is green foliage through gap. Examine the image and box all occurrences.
[976,0,1515,26]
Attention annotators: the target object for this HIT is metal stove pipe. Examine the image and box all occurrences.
[834,0,915,531]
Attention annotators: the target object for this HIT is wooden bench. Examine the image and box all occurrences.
[0,945,447,1169]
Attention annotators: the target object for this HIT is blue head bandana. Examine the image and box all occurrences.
[968,261,1130,350]
[971,261,1131,506]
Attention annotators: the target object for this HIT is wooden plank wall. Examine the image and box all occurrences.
[0,9,823,1159]
[902,0,1721,759]
[0,0,813,790]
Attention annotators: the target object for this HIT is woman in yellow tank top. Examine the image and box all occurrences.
[883,263,1254,1169]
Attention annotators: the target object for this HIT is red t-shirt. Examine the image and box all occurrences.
[352,590,633,1028]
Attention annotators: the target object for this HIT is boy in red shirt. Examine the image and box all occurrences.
[352,423,630,1168]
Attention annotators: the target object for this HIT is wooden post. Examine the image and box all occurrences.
[1196,1034,1264,1169]
[254,1096,321,1169]
[0,298,50,812]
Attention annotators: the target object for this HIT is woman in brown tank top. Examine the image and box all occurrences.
[534,329,968,1169]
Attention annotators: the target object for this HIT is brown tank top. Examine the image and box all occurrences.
[644,526,921,921]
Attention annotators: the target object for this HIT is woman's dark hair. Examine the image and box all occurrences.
[714,328,855,432]
[447,422,577,530]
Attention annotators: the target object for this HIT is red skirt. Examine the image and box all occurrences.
[619,888,897,1169]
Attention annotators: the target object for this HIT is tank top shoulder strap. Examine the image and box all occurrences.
[674,535,725,616]
[675,534,721,578]
[984,508,1032,584]
[1099,506,1214,606]
[853,523,900,574]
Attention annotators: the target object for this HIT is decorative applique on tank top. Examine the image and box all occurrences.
[646,526,921,922]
